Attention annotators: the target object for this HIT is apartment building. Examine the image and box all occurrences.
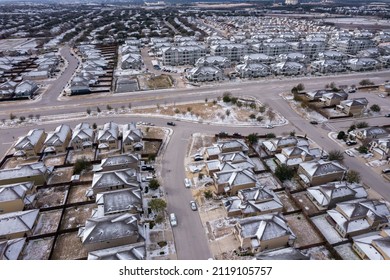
[162,46,206,66]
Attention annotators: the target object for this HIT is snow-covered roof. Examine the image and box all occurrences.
[97,122,119,142]
[122,123,143,143]
[0,209,39,237]
[214,168,256,188]
[94,154,140,172]
[14,129,45,151]
[299,160,346,177]
[88,242,145,260]
[0,162,52,182]
[44,124,71,147]
[95,188,142,217]
[91,169,140,194]
[352,229,390,260]
[71,123,94,143]
[0,238,26,260]
[0,181,34,203]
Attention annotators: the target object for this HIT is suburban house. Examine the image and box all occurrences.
[277,52,307,63]
[271,61,305,76]
[0,182,35,213]
[87,168,140,198]
[195,56,231,68]
[310,60,346,74]
[317,50,347,61]
[218,139,249,154]
[262,136,309,155]
[336,98,369,117]
[347,58,380,71]
[213,168,256,195]
[354,127,389,140]
[93,154,140,172]
[87,242,145,260]
[274,145,322,167]
[122,123,143,153]
[352,229,390,260]
[319,92,349,107]
[205,145,222,160]
[222,184,283,217]
[306,181,368,210]
[43,124,72,154]
[210,44,248,62]
[161,46,206,66]
[0,80,17,99]
[13,129,46,157]
[0,238,26,260]
[78,213,142,252]
[297,160,347,187]
[296,40,326,58]
[14,80,38,98]
[235,62,270,78]
[0,162,53,186]
[327,200,390,238]
[233,213,295,253]
[0,209,39,239]
[97,122,119,150]
[94,188,142,217]
[70,122,95,151]
[242,53,275,65]
[186,66,223,82]
[305,89,333,101]
[121,53,143,70]
[369,138,390,160]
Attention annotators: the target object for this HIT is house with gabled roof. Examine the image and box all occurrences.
[93,188,142,217]
[369,137,390,160]
[0,162,52,186]
[87,168,140,198]
[213,168,256,195]
[233,213,295,253]
[222,184,283,217]
[0,182,35,213]
[13,128,46,157]
[43,124,72,154]
[186,66,223,82]
[0,209,39,239]
[0,238,26,260]
[205,145,221,160]
[310,59,346,74]
[88,242,145,260]
[327,200,390,238]
[336,98,368,116]
[275,145,321,167]
[354,127,389,140]
[78,213,143,252]
[297,160,347,187]
[307,182,368,210]
[262,136,309,155]
[97,122,119,151]
[217,139,249,154]
[352,229,390,260]
[319,91,349,106]
[195,55,230,68]
[70,122,95,151]
[93,154,140,172]
[122,122,143,153]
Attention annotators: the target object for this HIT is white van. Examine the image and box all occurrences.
[169,213,177,227]
[184,178,191,188]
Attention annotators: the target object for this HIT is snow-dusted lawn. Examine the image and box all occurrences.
[22,237,54,260]
[301,245,334,260]
[35,185,69,209]
[256,172,282,190]
[1,157,38,169]
[282,93,328,122]
[47,167,74,184]
[285,213,324,248]
[33,210,62,235]
[334,243,360,260]
[60,204,95,230]
[291,191,321,216]
[51,232,88,260]
[276,191,300,213]
[311,214,347,245]
[66,150,95,164]
[43,154,66,167]
[67,183,91,203]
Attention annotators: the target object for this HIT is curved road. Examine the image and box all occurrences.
[1,48,390,259]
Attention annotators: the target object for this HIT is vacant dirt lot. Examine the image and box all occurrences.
[144,141,161,155]
[48,167,74,184]
[60,204,95,230]
[33,210,62,235]
[292,191,321,216]
[67,183,91,203]
[35,185,69,208]
[143,126,167,140]
[1,157,38,169]
[44,154,66,167]
[285,213,324,248]
[22,237,54,260]
[276,191,300,213]
[51,232,88,260]
[146,74,172,89]
[66,150,95,164]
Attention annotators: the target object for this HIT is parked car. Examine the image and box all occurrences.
[184,178,191,188]
[382,168,390,174]
[190,201,197,211]
[167,121,176,126]
[346,140,357,146]
[218,131,228,137]
[385,114,390,117]
[345,150,355,157]
[266,124,274,129]
[194,154,203,161]
[169,213,177,227]
[310,120,318,125]
[141,165,154,171]
[233,132,242,137]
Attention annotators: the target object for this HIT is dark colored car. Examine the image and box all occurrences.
[310,121,318,125]
[346,140,357,146]
[141,165,154,171]
[385,114,390,117]
[167,122,176,126]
